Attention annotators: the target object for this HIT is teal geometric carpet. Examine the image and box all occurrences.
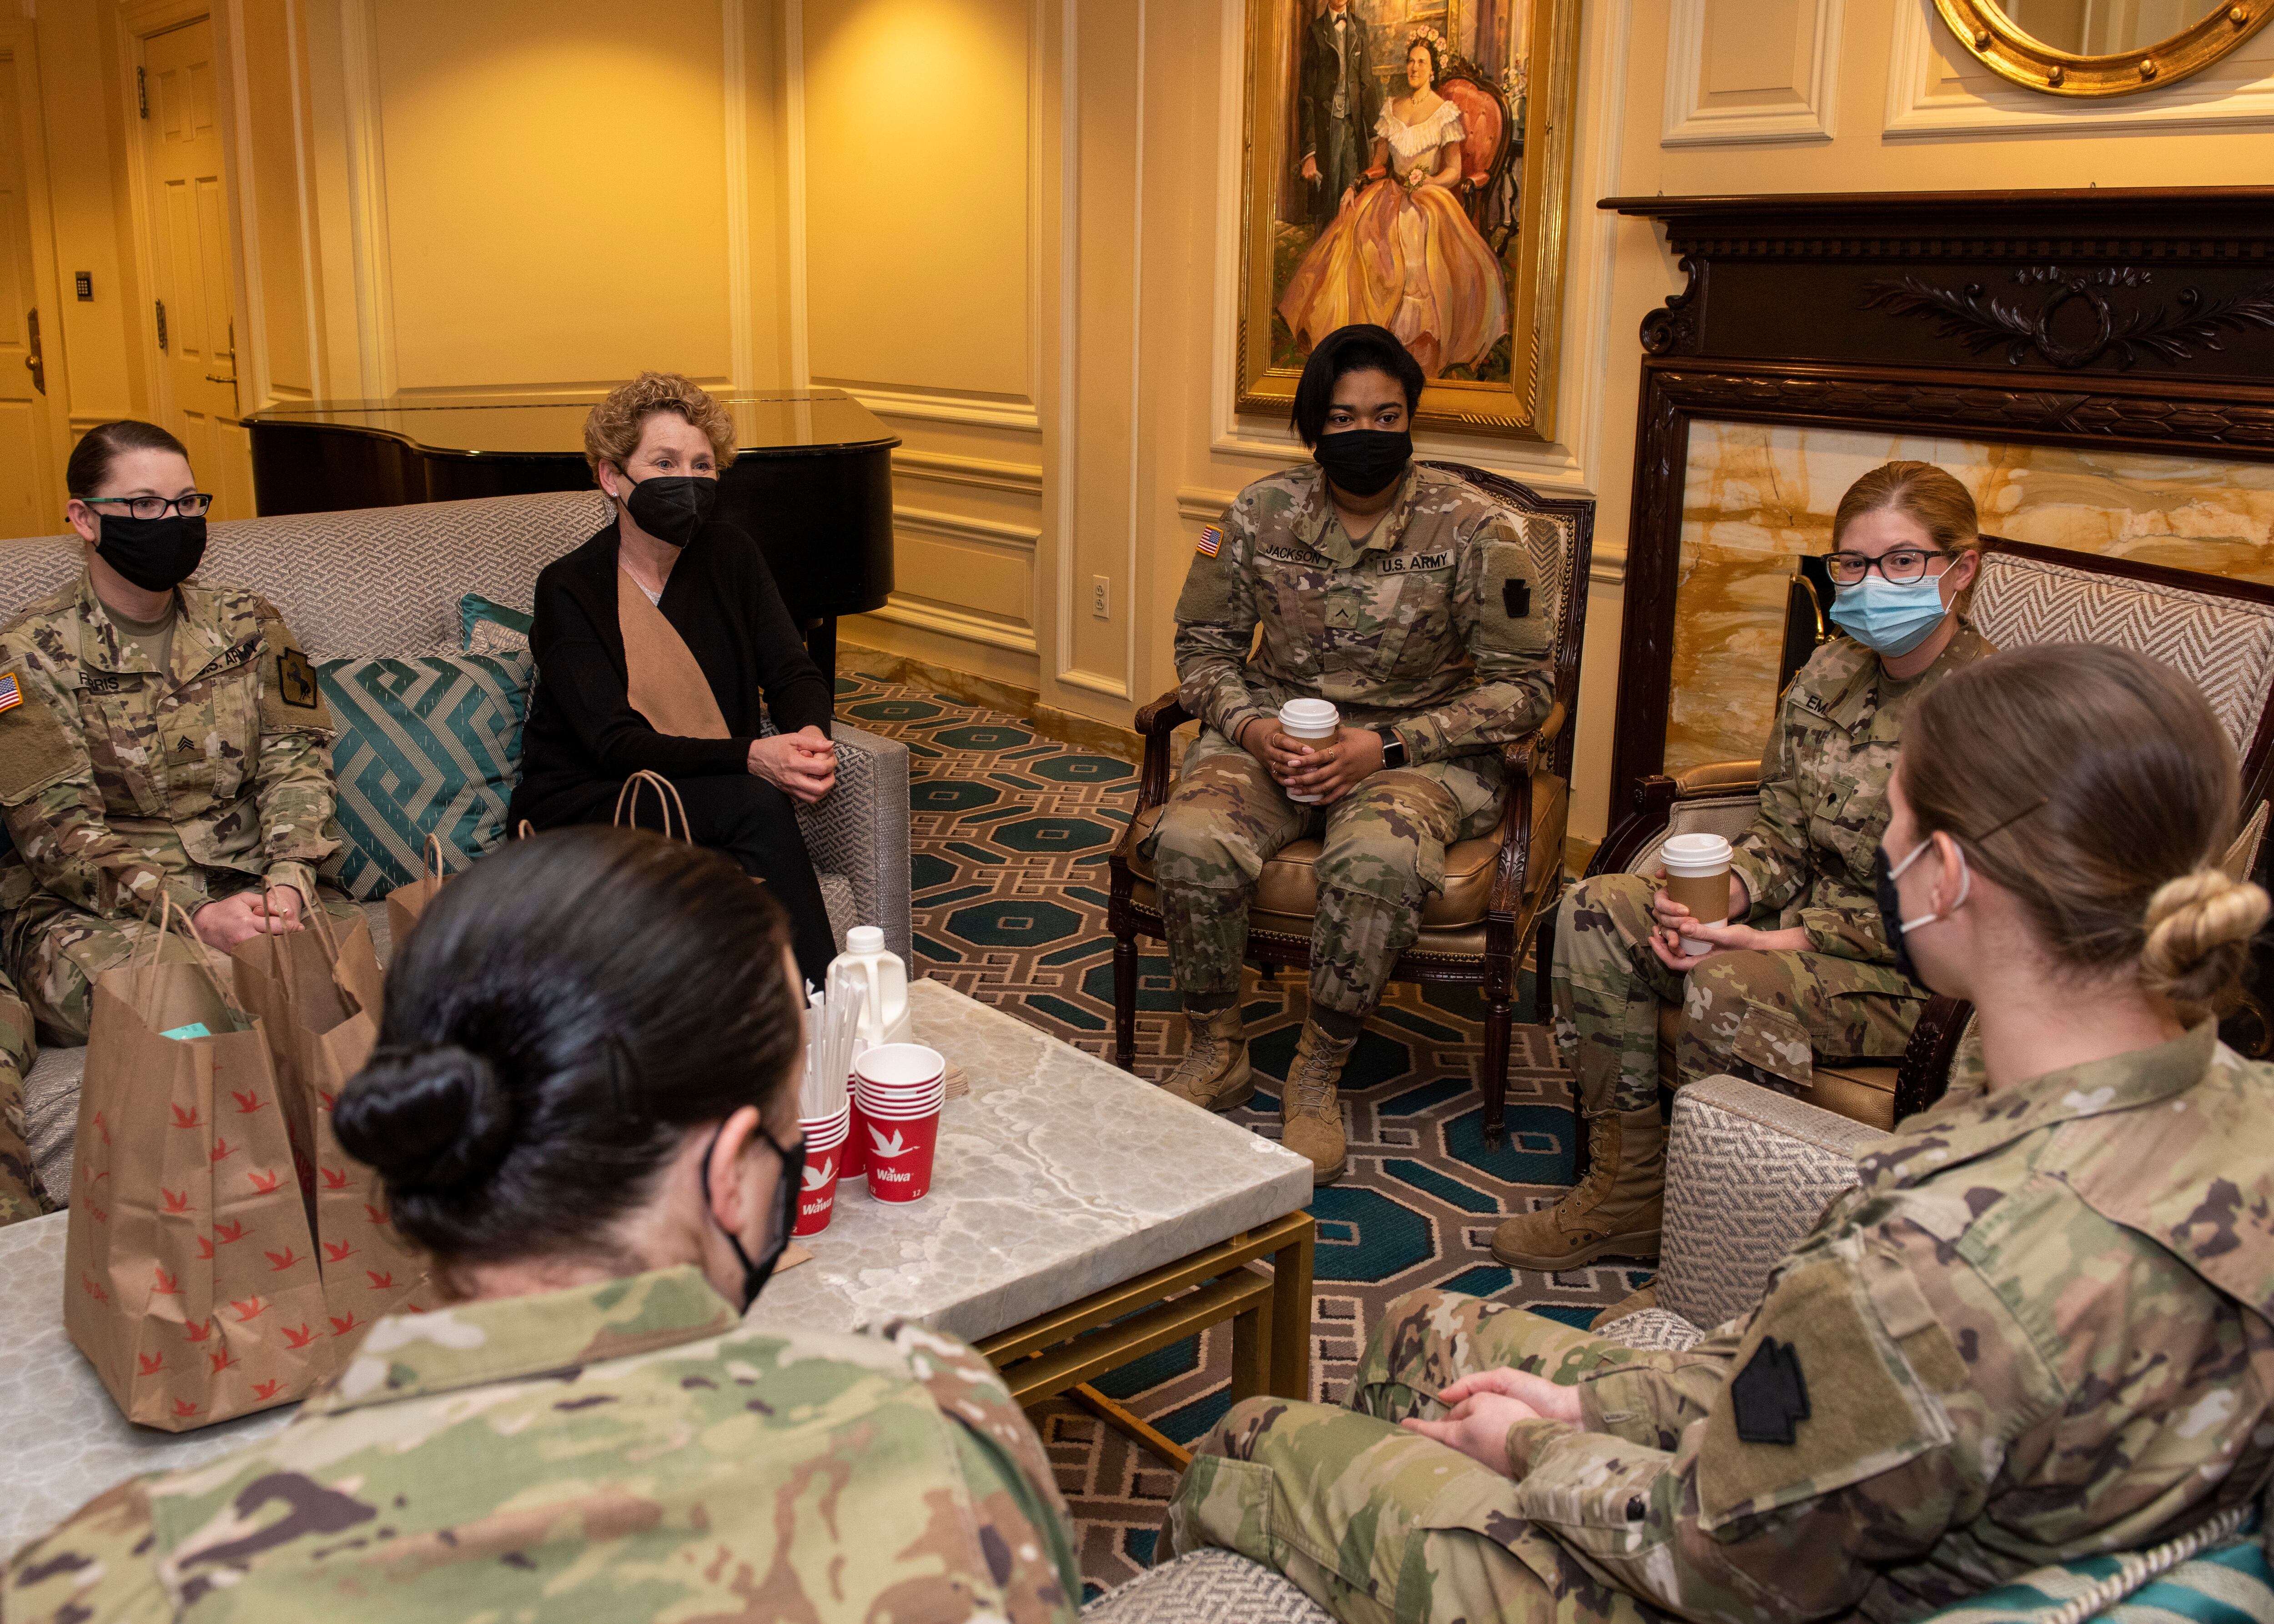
[835,663,1649,1599]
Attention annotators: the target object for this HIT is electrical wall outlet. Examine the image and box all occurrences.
[1091,575,1110,619]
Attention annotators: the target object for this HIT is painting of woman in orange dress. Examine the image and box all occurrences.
[1277,32,1510,378]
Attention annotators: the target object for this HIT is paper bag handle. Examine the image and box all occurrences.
[422,833,446,888]
[613,769,691,845]
[134,892,242,1025]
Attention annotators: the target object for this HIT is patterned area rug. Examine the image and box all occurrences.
[835,666,1650,1600]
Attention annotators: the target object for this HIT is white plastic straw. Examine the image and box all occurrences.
[799,965,864,1120]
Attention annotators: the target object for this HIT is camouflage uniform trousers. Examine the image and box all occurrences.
[1146,728,1502,1019]
[4,883,367,1046]
[1164,1287,1660,1624]
[1552,870,1926,1117]
[0,965,42,1227]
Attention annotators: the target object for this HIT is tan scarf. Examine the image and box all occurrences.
[617,567,729,739]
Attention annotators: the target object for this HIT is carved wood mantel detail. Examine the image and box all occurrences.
[1596,187,2274,808]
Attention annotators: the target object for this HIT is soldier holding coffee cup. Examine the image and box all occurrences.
[1142,325,1555,1183]
[1494,462,1993,1273]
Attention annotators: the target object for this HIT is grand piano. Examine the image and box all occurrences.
[243,388,897,671]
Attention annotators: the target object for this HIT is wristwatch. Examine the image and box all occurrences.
[1376,728,1408,770]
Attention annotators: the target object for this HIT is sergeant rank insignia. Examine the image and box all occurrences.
[1730,1337,1811,1444]
[0,671,20,716]
[277,647,320,709]
[1196,524,1224,558]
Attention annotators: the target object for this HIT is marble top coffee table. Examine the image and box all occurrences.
[0,978,1313,1559]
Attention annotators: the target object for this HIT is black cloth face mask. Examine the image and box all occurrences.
[1313,429,1412,498]
[619,474,718,548]
[699,1123,805,1313]
[95,513,206,592]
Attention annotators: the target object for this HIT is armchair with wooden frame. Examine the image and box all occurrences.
[1583,533,2274,1173]
[1106,463,1593,1148]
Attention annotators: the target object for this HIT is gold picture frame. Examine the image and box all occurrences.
[1234,0,1581,441]
[1933,0,2273,96]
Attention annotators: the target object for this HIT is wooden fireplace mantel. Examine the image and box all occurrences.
[1597,186,2274,810]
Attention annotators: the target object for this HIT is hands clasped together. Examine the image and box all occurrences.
[190,885,306,952]
[748,725,838,805]
[1399,1368,1583,1473]
[1240,719,1385,806]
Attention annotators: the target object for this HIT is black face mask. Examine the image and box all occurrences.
[95,513,206,592]
[1313,428,1412,498]
[619,475,717,548]
[1872,846,1923,986]
[699,1125,805,1313]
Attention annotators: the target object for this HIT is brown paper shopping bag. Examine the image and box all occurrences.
[62,898,331,1430]
[614,769,692,841]
[233,899,436,1340]
[385,833,448,946]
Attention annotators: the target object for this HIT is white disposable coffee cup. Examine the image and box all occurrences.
[1278,699,1340,804]
[1659,832,1734,961]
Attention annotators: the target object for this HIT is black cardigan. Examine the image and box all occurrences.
[508,519,833,828]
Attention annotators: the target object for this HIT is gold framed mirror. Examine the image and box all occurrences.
[1935,0,2272,94]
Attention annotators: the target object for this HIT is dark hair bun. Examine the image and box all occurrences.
[335,1044,517,1192]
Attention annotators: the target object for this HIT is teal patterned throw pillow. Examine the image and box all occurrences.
[317,652,533,899]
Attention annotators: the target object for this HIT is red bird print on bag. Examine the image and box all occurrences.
[230,1090,264,1114]
[195,1235,214,1260]
[323,1240,356,1263]
[172,1399,198,1419]
[161,1187,193,1214]
[366,1270,395,1290]
[282,1323,316,1349]
[80,1274,109,1305]
[94,1110,111,1146]
[208,1347,238,1374]
[253,1379,281,1401]
[329,1312,360,1337]
[183,1318,213,1343]
[210,1137,235,1164]
[137,1352,165,1376]
[319,1166,348,1191]
[363,1202,390,1227]
[214,1219,249,1244]
[264,1246,301,1272]
[170,1104,201,1130]
[248,1169,281,1194]
[152,1267,181,1296]
[231,1296,268,1322]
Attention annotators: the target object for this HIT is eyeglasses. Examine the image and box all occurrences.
[82,493,214,521]
[1819,548,1950,586]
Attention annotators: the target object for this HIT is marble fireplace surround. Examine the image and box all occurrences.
[1596,187,2274,814]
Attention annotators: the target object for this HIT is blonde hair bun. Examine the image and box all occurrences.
[2142,868,2270,1012]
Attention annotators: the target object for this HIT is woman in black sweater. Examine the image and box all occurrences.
[508,372,840,982]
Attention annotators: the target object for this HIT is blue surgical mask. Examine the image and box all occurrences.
[1829,575,1950,657]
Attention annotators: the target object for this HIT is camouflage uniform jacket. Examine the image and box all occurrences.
[6,1266,1084,1623]
[1728,622,1991,978]
[1494,1021,2274,1624]
[1173,463,1556,764]
[0,574,337,920]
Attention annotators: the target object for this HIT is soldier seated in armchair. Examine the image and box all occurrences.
[1164,644,2274,1624]
[1144,323,1555,1182]
[1495,461,1989,1272]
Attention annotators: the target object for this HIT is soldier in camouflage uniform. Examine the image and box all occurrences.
[0,422,344,1047]
[7,1270,1081,1623]
[1146,327,1554,1183]
[1167,1021,2274,1624]
[0,963,42,1226]
[1494,463,1988,1272]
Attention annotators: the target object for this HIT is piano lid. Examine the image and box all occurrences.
[241,388,897,461]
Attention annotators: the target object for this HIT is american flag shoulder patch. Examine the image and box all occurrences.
[1196,525,1224,558]
[0,671,20,716]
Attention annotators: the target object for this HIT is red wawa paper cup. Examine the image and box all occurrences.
[853,1045,946,1203]
[795,1106,852,1237]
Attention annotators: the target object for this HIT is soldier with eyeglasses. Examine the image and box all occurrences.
[1493,461,1993,1276]
[0,421,347,1101]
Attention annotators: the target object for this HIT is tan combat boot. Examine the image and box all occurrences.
[1280,1020,1358,1186]
[1161,1004,1254,1112]
[1489,1106,1665,1270]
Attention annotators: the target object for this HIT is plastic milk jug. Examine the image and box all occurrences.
[831,926,913,1048]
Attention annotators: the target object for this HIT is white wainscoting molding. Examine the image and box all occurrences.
[1884,0,2274,137]
[866,595,1039,655]
[893,449,1045,498]
[1662,0,1841,146]
[893,505,1042,553]
[1175,487,1239,526]
[842,384,1042,433]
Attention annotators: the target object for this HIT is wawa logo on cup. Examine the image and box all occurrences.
[794,1106,851,1237]
[850,1043,946,1203]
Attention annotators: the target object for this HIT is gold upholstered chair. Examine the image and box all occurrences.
[1105,464,1594,1147]
[1582,534,2274,1166]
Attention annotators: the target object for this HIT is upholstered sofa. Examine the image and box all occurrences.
[2,490,910,1206]
[1079,1076,2271,1622]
